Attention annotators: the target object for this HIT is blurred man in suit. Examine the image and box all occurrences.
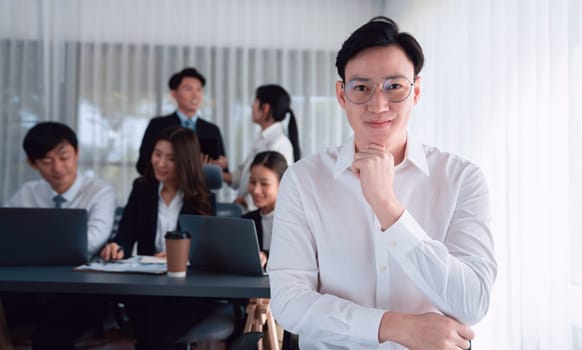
[137,67,229,176]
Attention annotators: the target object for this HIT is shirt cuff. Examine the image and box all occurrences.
[380,210,428,259]
[349,306,386,345]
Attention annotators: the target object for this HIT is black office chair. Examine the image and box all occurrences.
[176,302,236,349]
[229,331,263,350]
[204,164,224,190]
[282,331,299,350]
[216,202,245,217]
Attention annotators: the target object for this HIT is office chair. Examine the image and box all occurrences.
[204,164,224,190]
[176,302,242,350]
[216,202,245,217]
[229,331,264,350]
[0,299,13,350]
[282,331,299,350]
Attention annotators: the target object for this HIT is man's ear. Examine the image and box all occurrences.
[170,89,177,101]
[335,81,347,109]
[412,76,421,105]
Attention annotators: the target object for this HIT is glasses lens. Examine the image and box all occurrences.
[382,77,412,102]
[345,79,374,104]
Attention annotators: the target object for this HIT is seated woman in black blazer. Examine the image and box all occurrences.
[241,151,293,348]
[100,126,216,350]
[241,151,288,267]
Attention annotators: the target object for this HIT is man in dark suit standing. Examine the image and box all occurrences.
[137,67,228,175]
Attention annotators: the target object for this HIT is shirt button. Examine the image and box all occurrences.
[379,265,387,272]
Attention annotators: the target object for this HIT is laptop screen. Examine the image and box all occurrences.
[0,208,88,266]
[178,214,265,276]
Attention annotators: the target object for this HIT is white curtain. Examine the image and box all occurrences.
[385,0,582,349]
[1,0,582,349]
[0,0,380,202]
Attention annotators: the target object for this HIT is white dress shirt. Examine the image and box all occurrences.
[176,109,200,130]
[154,183,184,253]
[260,210,274,251]
[232,122,294,202]
[268,134,497,350]
[4,173,116,258]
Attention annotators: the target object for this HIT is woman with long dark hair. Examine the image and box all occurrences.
[226,84,300,210]
[100,126,215,350]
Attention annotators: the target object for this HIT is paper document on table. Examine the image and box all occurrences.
[139,256,166,264]
[74,256,167,275]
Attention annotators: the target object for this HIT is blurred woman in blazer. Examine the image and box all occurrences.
[241,151,288,267]
[100,126,216,350]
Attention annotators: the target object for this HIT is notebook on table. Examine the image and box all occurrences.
[178,214,265,276]
[0,207,88,266]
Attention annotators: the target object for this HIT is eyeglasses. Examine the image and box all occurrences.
[343,76,415,104]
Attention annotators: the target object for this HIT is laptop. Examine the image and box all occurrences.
[0,207,88,266]
[178,214,265,276]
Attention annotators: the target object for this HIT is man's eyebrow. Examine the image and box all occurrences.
[347,74,409,81]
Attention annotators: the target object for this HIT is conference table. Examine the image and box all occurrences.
[0,265,270,298]
[0,265,271,348]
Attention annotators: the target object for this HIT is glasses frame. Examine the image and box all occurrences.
[343,76,415,105]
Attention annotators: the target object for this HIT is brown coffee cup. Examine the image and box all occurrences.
[165,230,191,277]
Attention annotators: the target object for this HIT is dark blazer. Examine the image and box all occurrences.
[241,209,268,255]
[113,178,210,256]
[136,112,227,175]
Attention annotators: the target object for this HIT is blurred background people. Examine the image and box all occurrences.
[102,126,216,350]
[137,67,229,176]
[226,85,300,210]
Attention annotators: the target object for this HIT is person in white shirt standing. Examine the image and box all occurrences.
[2,121,116,349]
[225,84,301,210]
[268,16,496,350]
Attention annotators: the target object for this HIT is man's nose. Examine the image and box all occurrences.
[52,159,65,173]
[367,85,390,113]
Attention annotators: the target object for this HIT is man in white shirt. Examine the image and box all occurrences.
[268,16,496,350]
[2,121,116,349]
[5,121,116,258]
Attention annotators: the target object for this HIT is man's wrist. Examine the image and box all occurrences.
[377,200,404,230]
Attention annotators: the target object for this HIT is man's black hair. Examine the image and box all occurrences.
[168,67,207,90]
[23,122,78,162]
[335,16,424,81]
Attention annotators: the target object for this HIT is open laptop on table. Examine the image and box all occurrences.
[178,214,265,276]
[0,207,88,266]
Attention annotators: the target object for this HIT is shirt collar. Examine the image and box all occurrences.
[157,182,184,203]
[260,211,274,219]
[333,135,356,179]
[259,122,284,140]
[47,172,82,202]
[333,132,430,179]
[176,109,199,125]
[403,133,430,176]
